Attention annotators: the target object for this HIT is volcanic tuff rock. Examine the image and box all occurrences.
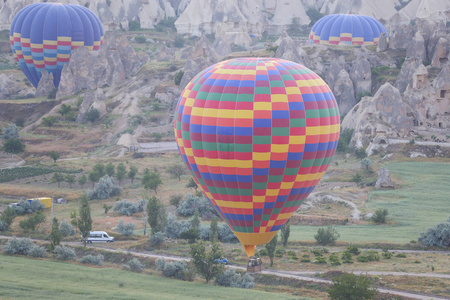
[274,31,309,67]
[350,55,372,97]
[431,38,449,68]
[35,70,56,98]
[341,83,414,148]
[406,32,426,61]
[56,34,143,98]
[395,58,423,93]
[375,167,394,189]
[331,69,356,116]
[0,73,32,99]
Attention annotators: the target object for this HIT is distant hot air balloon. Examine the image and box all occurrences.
[174,58,340,257]
[10,3,104,88]
[309,14,388,46]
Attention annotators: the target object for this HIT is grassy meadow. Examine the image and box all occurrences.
[0,255,306,300]
[289,161,450,244]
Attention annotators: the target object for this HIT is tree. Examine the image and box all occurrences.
[77,194,92,247]
[265,234,278,267]
[88,170,101,188]
[78,174,87,188]
[360,158,372,171]
[371,208,388,224]
[328,273,377,300]
[186,177,198,191]
[85,108,100,123]
[42,116,57,127]
[19,211,46,232]
[50,217,62,251]
[1,124,19,141]
[355,148,367,159]
[92,163,105,177]
[65,174,76,188]
[191,209,200,230]
[306,8,324,26]
[88,175,121,200]
[209,216,219,242]
[103,204,112,214]
[174,70,184,86]
[51,172,64,188]
[190,241,224,283]
[105,162,115,177]
[70,209,78,230]
[146,196,166,235]
[315,226,340,245]
[142,169,162,194]
[128,166,138,183]
[2,138,25,156]
[168,164,187,181]
[336,128,354,153]
[0,206,16,229]
[418,217,450,247]
[280,219,291,247]
[116,162,127,185]
[169,194,182,208]
[49,151,60,163]
[59,103,72,116]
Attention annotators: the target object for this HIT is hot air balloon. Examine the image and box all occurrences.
[10,3,104,88]
[174,58,340,257]
[309,14,388,46]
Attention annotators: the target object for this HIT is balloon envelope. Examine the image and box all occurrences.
[10,3,104,88]
[174,58,340,257]
[309,14,388,45]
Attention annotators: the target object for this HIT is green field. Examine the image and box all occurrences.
[290,161,450,244]
[0,255,306,300]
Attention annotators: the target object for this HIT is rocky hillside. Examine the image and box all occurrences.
[0,0,449,159]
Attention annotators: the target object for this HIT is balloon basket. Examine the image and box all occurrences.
[247,257,262,273]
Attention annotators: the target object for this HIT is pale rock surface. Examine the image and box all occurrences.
[394,58,422,93]
[376,33,388,52]
[332,69,356,116]
[350,55,372,97]
[35,70,55,98]
[274,31,309,67]
[320,0,398,21]
[406,31,426,61]
[431,38,449,68]
[400,0,450,21]
[375,167,394,189]
[341,83,414,148]
[411,64,428,89]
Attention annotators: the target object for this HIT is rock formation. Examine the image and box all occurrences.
[332,69,356,116]
[375,167,394,189]
[350,55,372,97]
[431,38,449,68]
[341,83,414,148]
[35,70,55,98]
[274,31,309,67]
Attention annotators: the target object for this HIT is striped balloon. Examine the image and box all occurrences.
[10,3,104,88]
[174,58,340,257]
[309,14,388,46]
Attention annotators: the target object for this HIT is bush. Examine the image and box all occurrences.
[418,218,450,247]
[165,214,190,239]
[215,269,255,289]
[357,251,379,263]
[176,194,217,218]
[114,199,143,216]
[3,237,35,255]
[124,258,145,273]
[314,226,340,245]
[341,251,353,264]
[53,245,76,260]
[329,253,341,266]
[12,199,45,215]
[29,245,47,258]
[115,220,135,236]
[160,260,188,280]
[174,70,184,86]
[150,232,165,247]
[156,258,166,270]
[180,228,200,243]
[314,256,327,264]
[88,175,122,200]
[85,108,100,123]
[347,245,360,255]
[336,128,354,153]
[135,35,146,43]
[218,223,239,243]
[0,220,7,232]
[355,148,367,159]
[79,254,104,266]
[129,20,140,31]
[59,220,75,237]
[371,208,388,224]
[328,273,377,300]
[19,211,46,232]
[198,224,210,240]
[173,35,185,48]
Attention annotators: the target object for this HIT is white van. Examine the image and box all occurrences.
[81,231,115,243]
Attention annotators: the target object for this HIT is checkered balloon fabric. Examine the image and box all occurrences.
[175,58,340,253]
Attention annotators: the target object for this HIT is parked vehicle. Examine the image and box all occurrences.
[81,231,115,243]
[214,257,228,265]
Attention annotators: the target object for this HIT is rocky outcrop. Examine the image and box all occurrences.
[341,83,414,148]
[57,34,144,98]
[35,70,55,98]
[0,73,33,99]
[320,0,398,21]
[411,64,428,89]
[375,167,394,189]
[400,0,450,21]
[332,69,356,116]
[431,38,449,68]
[395,58,422,93]
[274,31,309,67]
[350,55,372,97]
[212,36,233,58]
[76,88,107,123]
[377,33,388,52]
[406,32,426,61]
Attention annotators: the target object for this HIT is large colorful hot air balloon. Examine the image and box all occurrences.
[10,3,104,88]
[309,14,388,46]
[174,58,340,257]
